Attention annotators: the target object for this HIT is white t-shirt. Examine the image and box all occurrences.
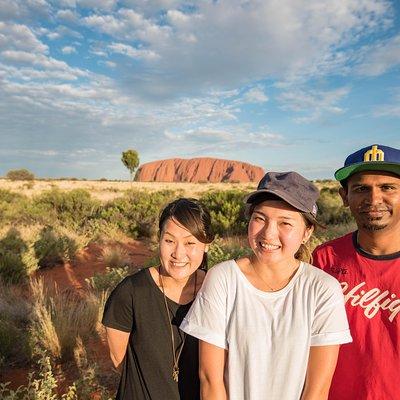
[180,260,352,400]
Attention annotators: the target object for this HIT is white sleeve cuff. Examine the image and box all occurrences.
[310,329,352,346]
[180,318,228,350]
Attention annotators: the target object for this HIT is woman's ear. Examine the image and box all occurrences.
[204,244,209,253]
[302,225,314,244]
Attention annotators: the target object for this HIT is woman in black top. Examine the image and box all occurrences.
[102,198,214,400]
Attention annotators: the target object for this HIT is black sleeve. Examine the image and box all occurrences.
[102,276,135,333]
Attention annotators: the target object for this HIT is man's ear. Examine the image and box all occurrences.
[339,187,349,207]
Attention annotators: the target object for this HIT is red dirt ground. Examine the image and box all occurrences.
[1,239,154,392]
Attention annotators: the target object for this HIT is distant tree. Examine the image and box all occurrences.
[121,149,140,181]
[6,168,35,181]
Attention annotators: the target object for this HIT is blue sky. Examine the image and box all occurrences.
[1,0,400,180]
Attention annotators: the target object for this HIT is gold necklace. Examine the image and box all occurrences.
[251,258,298,292]
[158,266,198,383]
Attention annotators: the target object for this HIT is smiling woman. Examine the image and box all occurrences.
[181,171,352,400]
[102,198,214,400]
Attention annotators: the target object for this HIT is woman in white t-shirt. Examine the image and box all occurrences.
[181,171,352,400]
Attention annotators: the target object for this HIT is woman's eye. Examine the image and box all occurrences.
[164,239,174,243]
[186,242,196,246]
[281,222,293,226]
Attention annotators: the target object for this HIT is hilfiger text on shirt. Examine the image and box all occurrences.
[341,281,400,322]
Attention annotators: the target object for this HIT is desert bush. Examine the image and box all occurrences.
[6,168,35,181]
[0,228,34,284]
[100,244,132,268]
[0,190,38,225]
[87,266,135,293]
[200,190,247,236]
[99,245,132,268]
[207,237,251,267]
[34,189,101,230]
[100,190,177,238]
[0,349,114,400]
[34,227,77,268]
[0,282,31,367]
[30,279,101,360]
[317,187,354,226]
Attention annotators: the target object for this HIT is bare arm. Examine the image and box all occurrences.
[105,327,130,371]
[301,345,339,400]
[199,340,228,400]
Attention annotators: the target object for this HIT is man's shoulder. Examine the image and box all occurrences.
[314,232,354,254]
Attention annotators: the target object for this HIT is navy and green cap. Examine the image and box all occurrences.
[335,144,400,182]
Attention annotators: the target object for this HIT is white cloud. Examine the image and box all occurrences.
[241,86,269,104]
[61,45,76,54]
[78,0,117,11]
[108,42,159,60]
[357,34,400,76]
[57,9,79,23]
[104,60,116,68]
[0,22,48,53]
[279,86,350,123]
[82,8,171,43]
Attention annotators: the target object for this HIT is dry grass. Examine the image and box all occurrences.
[99,245,132,268]
[30,278,102,360]
[0,178,257,202]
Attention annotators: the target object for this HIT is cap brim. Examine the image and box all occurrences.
[244,190,325,229]
[334,162,400,181]
[244,189,308,213]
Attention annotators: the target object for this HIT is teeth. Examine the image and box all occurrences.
[171,262,188,267]
[259,242,280,250]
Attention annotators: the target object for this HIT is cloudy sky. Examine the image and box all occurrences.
[1,0,400,180]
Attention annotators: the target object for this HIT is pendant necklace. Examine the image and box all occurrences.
[158,266,198,383]
[251,257,298,292]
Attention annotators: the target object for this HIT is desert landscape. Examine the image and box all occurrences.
[0,175,354,399]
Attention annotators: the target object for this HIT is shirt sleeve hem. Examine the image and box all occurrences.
[310,330,352,346]
[101,319,132,333]
[180,319,228,350]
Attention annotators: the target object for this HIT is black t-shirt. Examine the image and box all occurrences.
[102,268,200,400]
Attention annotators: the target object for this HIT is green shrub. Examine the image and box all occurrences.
[87,266,135,293]
[6,168,35,181]
[207,237,251,267]
[0,228,30,284]
[34,227,77,268]
[34,189,101,230]
[200,190,247,236]
[317,187,354,226]
[100,190,177,238]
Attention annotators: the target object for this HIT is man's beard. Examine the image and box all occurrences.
[362,217,388,231]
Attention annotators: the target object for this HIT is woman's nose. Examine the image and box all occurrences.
[260,221,277,238]
[172,241,186,259]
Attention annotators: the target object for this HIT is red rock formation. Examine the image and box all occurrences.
[135,158,265,183]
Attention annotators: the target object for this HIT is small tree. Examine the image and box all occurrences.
[6,168,35,181]
[121,149,140,181]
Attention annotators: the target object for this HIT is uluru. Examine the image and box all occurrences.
[135,157,265,183]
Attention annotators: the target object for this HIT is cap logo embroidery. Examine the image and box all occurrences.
[363,145,385,162]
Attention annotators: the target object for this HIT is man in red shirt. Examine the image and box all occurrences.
[313,144,400,400]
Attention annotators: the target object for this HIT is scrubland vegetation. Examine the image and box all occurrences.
[0,179,355,398]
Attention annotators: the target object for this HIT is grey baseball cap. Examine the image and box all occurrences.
[244,171,321,226]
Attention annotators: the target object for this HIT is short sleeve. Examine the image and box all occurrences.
[180,263,229,349]
[311,277,352,346]
[102,276,135,333]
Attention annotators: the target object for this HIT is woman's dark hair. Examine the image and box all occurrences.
[158,198,215,270]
